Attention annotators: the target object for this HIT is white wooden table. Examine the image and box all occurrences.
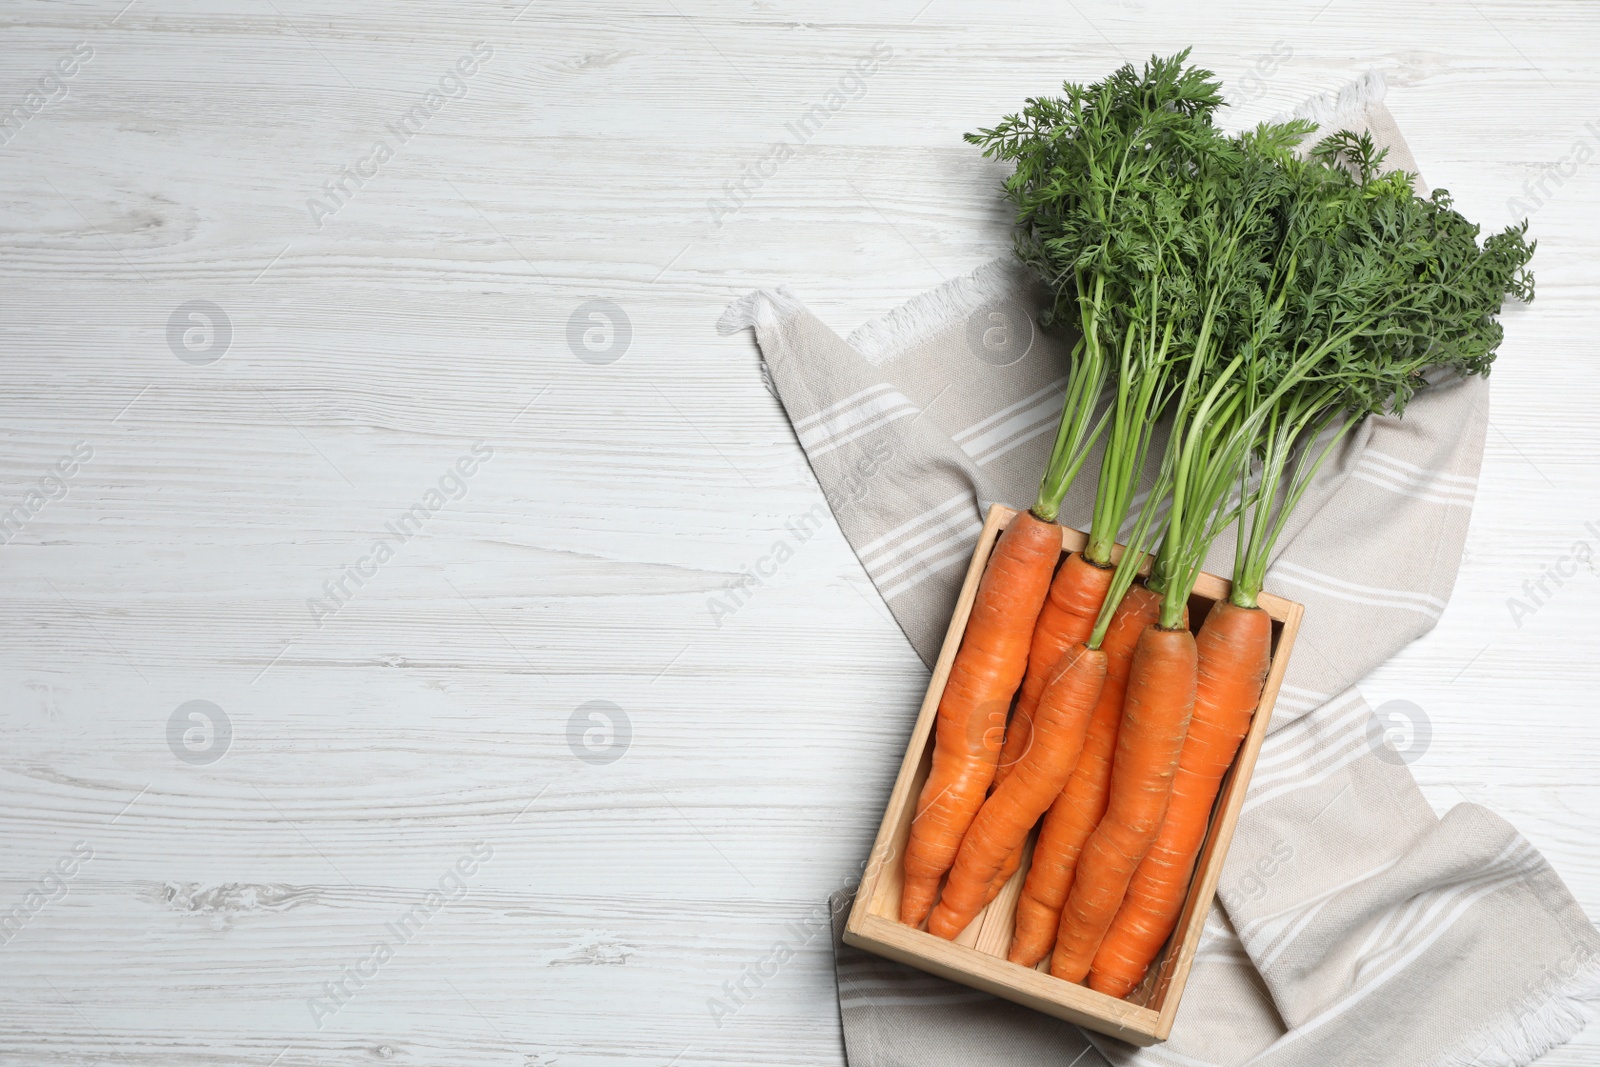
[3,2,1596,1064]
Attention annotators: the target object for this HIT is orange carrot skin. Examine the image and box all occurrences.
[996,554,1114,786]
[984,557,1115,907]
[900,510,1060,927]
[982,557,1114,907]
[982,840,1026,908]
[1008,583,1163,966]
[1089,602,1271,997]
[928,645,1107,939]
[1051,624,1196,982]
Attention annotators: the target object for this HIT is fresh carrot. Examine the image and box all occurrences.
[995,553,1114,786]
[1050,624,1196,982]
[1008,583,1162,966]
[928,643,1107,939]
[899,509,1060,927]
[1088,600,1270,996]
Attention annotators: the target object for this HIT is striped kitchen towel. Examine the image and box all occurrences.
[721,73,1600,1067]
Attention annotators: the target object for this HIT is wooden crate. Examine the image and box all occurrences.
[843,504,1303,1045]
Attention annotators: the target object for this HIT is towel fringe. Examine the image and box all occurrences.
[1429,948,1600,1067]
[1276,68,1388,135]
[719,258,1040,366]
[846,257,1037,365]
[716,285,808,337]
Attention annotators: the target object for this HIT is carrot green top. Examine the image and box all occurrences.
[969,52,1227,528]
[971,52,1535,631]
[1225,131,1536,610]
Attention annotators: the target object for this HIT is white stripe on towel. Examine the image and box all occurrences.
[1273,684,1335,714]
[1247,693,1367,783]
[953,377,1066,445]
[1351,457,1477,508]
[1269,561,1447,620]
[954,378,1068,466]
[1276,843,1537,1047]
[1244,740,1372,814]
[799,388,919,458]
[862,504,980,577]
[870,519,984,587]
[795,383,894,433]
[856,493,970,562]
[881,528,984,600]
[838,991,992,1009]
[1247,856,1406,971]
[1362,450,1478,487]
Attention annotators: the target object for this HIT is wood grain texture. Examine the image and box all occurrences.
[2,0,1598,1064]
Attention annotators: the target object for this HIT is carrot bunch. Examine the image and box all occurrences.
[1087,130,1536,995]
[896,51,1535,1002]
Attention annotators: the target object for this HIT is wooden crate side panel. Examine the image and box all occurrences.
[843,916,1163,1046]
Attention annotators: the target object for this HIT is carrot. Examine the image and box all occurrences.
[899,509,1060,927]
[982,837,1026,909]
[995,553,1114,786]
[1088,601,1270,996]
[928,644,1107,939]
[1008,583,1162,966]
[1050,624,1196,982]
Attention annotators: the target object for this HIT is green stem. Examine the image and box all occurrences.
[1032,275,1111,522]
